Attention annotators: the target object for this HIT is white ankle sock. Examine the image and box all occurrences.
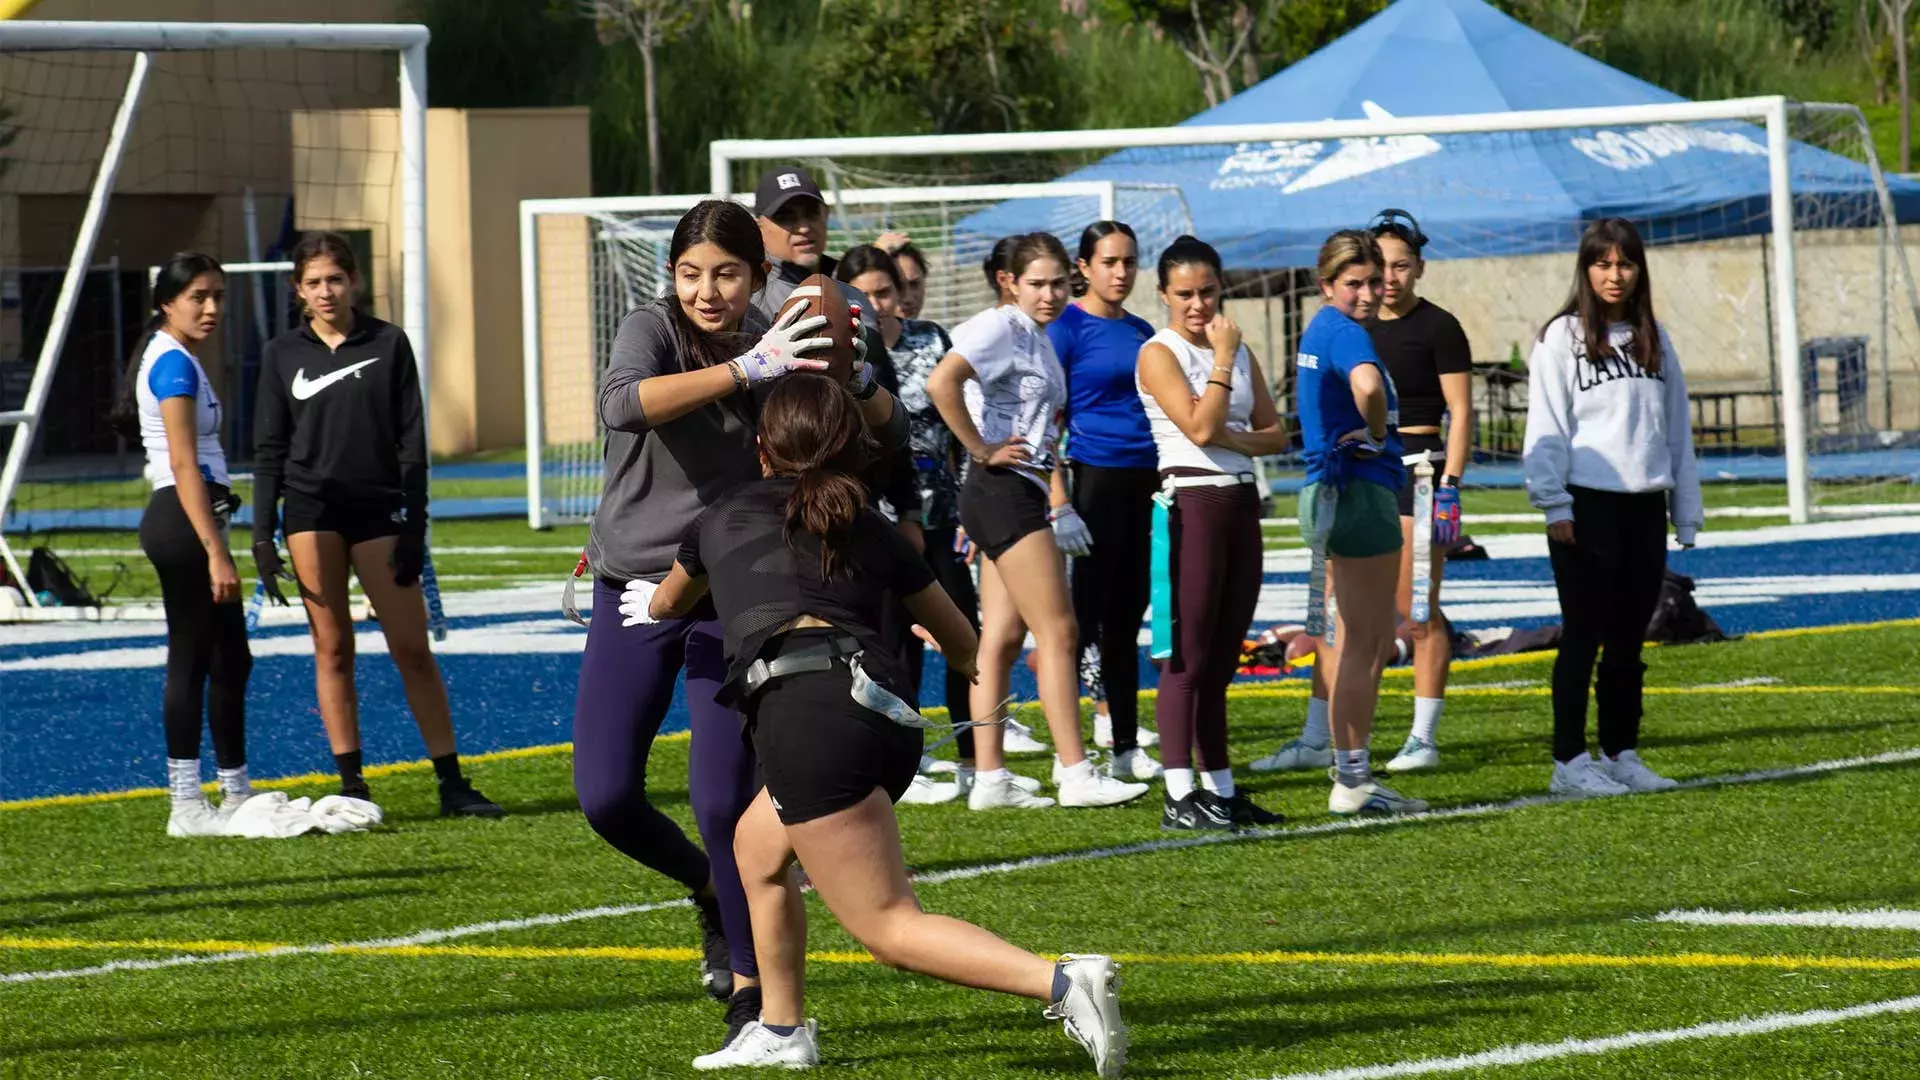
[979,767,1012,784]
[1412,697,1444,743]
[1203,768,1235,798]
[1061,759,1095,784]
[1164,768,1195,800]
[1334,748,1371,788]
[217,765,252,803]
[1301,697,1331,747]
[167,758,202,804]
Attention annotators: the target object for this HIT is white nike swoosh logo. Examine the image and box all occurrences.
[290,357,382,400]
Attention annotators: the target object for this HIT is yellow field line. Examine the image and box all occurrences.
[6,935,1920,974]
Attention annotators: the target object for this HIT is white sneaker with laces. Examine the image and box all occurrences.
[968,772,1056,810]
[1328,780,1429,816]
[692,1019,819,1070]
[1094,712,1113,748]
[1550,753,1632,798]
[166,797,227,838]
[1597,749,1678,792]
[1058,770,1150,809]
[1249,738,1332,773]
[1002,716,1049,755]
[955,768,1044,796]
[1111,747,1163,782]
[1044,954,1127,1080]
[1384,735,1440,774]
[918,754,957,775]
[896,774,960,805]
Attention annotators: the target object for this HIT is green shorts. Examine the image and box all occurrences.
[1299,480,1403,559]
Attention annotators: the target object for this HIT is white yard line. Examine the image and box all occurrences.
[8,746,1919,986]
[1256,994,1920,1080]
[1654,908,1920,931]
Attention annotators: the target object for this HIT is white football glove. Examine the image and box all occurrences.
[733,288,832,385]
[620,578,661,627]
[1048,504,1093,557]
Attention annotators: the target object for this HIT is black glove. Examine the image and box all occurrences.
[391,532,425,588]
[252,540,291,607]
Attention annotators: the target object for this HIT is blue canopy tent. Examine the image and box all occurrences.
[957,0,1920,269]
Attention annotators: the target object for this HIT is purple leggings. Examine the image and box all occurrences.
[573,579,760,976]
[1154,480,1264,771]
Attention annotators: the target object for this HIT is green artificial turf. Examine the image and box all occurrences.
[4,626,1920,1077]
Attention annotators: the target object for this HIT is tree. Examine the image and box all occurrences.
[1498,0,1625,52]
[580,0,703,194]
[1860,0,1892,104]
[820,0,1068,134]
[1101,1,1257,106]
[1878,0,1915,170]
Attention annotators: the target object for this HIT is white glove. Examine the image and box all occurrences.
[733,287,832,385]
[620,578,661,626]
[1048,504,1093,557]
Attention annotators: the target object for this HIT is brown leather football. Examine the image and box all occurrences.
[776,273,857,384]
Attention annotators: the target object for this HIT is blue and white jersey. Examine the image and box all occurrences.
[136,330,228,490]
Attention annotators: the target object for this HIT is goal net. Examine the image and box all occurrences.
[709,100,1920,525]
[0,23,426,616]
[520,182,1193,527]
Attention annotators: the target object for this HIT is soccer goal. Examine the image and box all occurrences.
[0,21,429,617]
[518,181,1193,528]
[708,97,1920,525]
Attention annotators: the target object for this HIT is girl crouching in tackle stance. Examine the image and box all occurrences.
[631,374,1128,1077]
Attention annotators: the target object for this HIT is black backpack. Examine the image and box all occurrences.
[1645,569,1728,645]
[27,546,99,608]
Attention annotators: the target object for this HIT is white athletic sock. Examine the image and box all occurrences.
[1164,767,1195,801]
[1334,748,1371,789]
[1412,697,1444,744]
[1061,759,1095,784]
[217,765,253,804]
[979,767,1012,784]
[167,758,203,805]
[1301,696,1331,748]
[1203,768,1236,798]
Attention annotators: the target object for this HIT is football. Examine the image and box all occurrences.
[776,273,858,384]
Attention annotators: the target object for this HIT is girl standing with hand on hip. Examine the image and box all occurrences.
[1525,217,1699,798]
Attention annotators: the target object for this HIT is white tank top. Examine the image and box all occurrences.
[135,330,228,491]
[1137,327,1255,475]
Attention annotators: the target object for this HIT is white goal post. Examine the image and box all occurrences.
[709,95,1897,526]
[0,21,428,612]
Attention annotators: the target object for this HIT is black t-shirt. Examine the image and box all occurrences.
[677,476,935,705]
[1367,298,1471,429]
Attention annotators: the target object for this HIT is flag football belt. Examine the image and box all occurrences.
[1404,450,1443,626]
[1150,471,1259,661]
[742,633,864,698]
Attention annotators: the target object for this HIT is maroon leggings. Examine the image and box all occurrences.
[1153,477,1264,770]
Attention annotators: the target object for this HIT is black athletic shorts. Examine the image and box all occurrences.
[745,631,923,826]
[282,488,406,547]
[957,464,1051,561]
[1396,432,1446,518]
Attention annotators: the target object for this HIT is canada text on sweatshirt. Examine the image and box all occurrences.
[1521,314,1703,544]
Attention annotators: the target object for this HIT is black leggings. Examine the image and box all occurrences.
[901,525,980,758]
[139,486,252,767]
[1548,486,1668,762]
[1069,462,1157,753]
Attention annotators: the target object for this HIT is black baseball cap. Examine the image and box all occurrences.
[754,166,824,217]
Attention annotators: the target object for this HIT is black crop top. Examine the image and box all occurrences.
[677,476,935,705]
[1367,298,1471,430]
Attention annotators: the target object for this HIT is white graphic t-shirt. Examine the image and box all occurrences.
[948,304,1065,490]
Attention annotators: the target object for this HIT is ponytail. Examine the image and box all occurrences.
[758,373,873,579]
[784,469,868,579]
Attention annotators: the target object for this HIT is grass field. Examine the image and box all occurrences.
[5,623,1919,1078]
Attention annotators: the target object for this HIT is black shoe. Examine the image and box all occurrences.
[720,985,762,1048]
[1220,791,1284,829]
[1161,791,1233,831]
[437,778,505,818]
[341,780,372,802]
[695,891,734,1002]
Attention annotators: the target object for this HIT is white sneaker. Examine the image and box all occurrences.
[1002,716,1049,755]
[1051,752,1110,787]
[692,1019,819,1070]
[1044,954,1128,1080]
[954,768,1044,796]
[1135,724,1159,749]
[968,772,1056,810]
[1550,753,1632,798]
[166,797,227,838]
[919,754,957,776]
[1328,780,1429,816]
[897,774,961,805]
[1384,735,1439,774]
[1597,749,1679,792]
[1111,747,1164,782]
[1058,770,1150,809]
[1095,713,1160,750]
[1249,738,1332,773]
